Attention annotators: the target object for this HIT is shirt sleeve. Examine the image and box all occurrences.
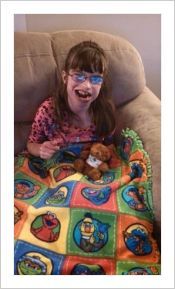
[28,97,55,143]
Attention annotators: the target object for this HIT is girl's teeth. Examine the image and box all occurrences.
[76,90,91,98]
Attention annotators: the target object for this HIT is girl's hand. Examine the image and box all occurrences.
[39,141,60,159]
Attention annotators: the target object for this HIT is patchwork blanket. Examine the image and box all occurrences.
[14,128,160,275]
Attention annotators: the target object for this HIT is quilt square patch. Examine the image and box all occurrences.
[62,255,115,275]
[116,261,160,275]
[117,183,154,221]
[14,172,48,205]
[18,206,70,255]
[34,180,77,208]
[68,209,116,258]
[116,214,160,263]
[14,240,65,275]
[70,182,117,213]
[19,157,51,185]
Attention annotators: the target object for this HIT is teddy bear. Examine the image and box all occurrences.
[73,143,112,181]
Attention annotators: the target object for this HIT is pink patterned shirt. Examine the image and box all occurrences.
[28,97,100,147]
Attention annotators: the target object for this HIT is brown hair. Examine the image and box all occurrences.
[54,40,116,137]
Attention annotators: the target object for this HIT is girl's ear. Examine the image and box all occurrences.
[62,70,67,84]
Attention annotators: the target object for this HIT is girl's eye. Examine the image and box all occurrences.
[91,76,103,84]
[75,73,85,81]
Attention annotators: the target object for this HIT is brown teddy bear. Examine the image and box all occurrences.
[73,143,112,181]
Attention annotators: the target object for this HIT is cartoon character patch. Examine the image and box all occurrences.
[53,165,76,182]
[120,137,132,160]
[28,157,48,178]
[30,211,61,242]
[122,185,147,211]
[45,186,68,205]
[14,179,40,199]
[129,163,143,180]
[123,224,152,256]
[122,266,159,275]
[73,213,110,252]
[71,263,105,275]
[81,186,111,205]
[17,252,52,275]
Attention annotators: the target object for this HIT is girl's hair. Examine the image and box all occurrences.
[54,40,116,137]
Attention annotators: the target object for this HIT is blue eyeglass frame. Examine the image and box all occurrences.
[69,72,103,85]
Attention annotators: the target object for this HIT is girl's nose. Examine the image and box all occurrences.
[82,78,92,88]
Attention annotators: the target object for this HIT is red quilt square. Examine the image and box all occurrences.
[70,182,117,213]
[62,255,115,275]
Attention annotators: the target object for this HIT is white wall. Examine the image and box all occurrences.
[14,14,27,31]
[14,14,161,98]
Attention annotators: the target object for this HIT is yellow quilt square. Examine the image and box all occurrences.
[18,206,70,255]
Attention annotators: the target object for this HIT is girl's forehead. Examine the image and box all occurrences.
[68,68,103,75]
[67,53,105,73]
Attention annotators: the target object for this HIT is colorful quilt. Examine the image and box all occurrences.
[14,128,160,275]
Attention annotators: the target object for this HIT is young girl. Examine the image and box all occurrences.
[27,41,117,159]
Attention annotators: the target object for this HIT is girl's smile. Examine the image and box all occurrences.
[74,89,92,100]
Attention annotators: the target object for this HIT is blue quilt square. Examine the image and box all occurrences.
[34,180,77,208]
[14,240,65,275]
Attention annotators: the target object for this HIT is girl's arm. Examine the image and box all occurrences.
[27,142,42,157]
[27,98,60,159]
[27,141,60,159]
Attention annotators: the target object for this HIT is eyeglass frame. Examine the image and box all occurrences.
[68,71,104,85]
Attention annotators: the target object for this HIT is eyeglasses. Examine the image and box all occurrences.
[68,72,103,85]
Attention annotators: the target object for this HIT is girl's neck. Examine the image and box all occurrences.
[72,111,92,128]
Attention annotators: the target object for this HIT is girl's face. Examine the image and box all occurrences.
[62,69,103,112]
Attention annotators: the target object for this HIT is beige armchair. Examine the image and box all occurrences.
[14,30,161,246]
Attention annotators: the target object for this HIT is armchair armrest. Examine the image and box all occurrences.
[114,87,161,246]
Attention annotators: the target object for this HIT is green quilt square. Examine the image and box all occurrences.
[14,171,48,205]
[116,261,160,275]
[117,182,154,221]
[68,208,116,258]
